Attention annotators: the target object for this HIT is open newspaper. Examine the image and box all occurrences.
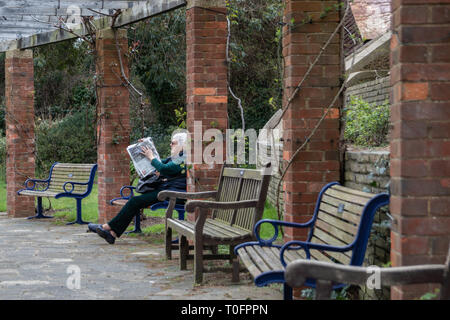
[127,137,161,179]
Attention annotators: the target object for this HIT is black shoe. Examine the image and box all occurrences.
[87,223,101,233]
[96,226,116,244]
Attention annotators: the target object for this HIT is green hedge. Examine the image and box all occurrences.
[344,96,390,147]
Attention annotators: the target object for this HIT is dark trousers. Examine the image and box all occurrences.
[108,190,160,237]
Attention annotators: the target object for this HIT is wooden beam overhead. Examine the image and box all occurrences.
[0,0,187,51]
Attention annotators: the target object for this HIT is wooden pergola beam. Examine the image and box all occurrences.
[0,0,187,51]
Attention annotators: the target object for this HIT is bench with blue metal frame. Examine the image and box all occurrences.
[109,185,186,234]
[17,162,98,225]
[234,182,390,300]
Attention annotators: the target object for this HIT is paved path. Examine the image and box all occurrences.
[0,214,282,300]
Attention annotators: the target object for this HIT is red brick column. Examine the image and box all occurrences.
[5,49,35,217]
[390,1,450,300]
[95,28,131,223]
[282,1,342,242]
[185,0,228,198]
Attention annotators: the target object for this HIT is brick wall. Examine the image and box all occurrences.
[390,0,450,300]
[95,28,131,223]
[5,49,35,218]
[185,0,228,201]
[345,76,390,107]
[282,0,342,243]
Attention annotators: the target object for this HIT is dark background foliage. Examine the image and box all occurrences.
[0,1,286,177]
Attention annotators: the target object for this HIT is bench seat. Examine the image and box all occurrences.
[160,164,271,284]
[235,182,390,300]
[18,162,97,225]
[167,218,252,243]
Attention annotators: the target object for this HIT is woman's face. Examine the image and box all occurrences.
[170,139,182,157]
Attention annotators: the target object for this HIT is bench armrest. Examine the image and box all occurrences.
[22,178,50,191]
[185,199,258,212]
[120,185,136,199]
[280,240,353,267]
[158,190,217,201]
[254,219,315,245]
[61,181,90,195]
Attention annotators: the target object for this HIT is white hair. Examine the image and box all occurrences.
[172,131,188,149]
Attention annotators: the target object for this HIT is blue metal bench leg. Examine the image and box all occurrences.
[27,197,53,220]
[283,284,293,300]
[67,198,90,225]
[125,212,142,234]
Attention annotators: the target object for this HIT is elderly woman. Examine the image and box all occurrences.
[92,132,187,244]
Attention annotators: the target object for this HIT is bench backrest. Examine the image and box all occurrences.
[212,164,271,233]
[308,182,389,266]
[47,163,97,195]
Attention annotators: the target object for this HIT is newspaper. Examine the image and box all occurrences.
[127,137,161,179]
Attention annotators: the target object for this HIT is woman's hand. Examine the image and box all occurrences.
[141,146,155,161]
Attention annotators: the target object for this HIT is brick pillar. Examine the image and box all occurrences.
[185,0,228,199]
[5,49,35,217]
[390,1,450,300]
[282,1,342,242]
[96,28,131,223]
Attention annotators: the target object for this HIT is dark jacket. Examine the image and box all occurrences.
[150,154,186,192]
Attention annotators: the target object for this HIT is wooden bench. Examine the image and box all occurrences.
[18,162,97,225]
[110,185,185,234]
[234,182,390,300]
[285,246,450,300]
[158,164,271,284]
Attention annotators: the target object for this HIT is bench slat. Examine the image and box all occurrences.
[238,247,266,279]
[316,210,358,236]
[321,194,364,216]
[254,246,283,270]
[312,228,348,247]
[324,188,371,206]
[330,185,375,198]
[314,219,355,245]
[245,246,271,273]
[310,237,351,265]
[318,202,361,225]
[207,219,249,237]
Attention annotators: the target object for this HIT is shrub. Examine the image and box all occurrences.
[344,96,390,147]
[35,105,96,176]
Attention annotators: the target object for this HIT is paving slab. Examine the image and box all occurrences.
[0,215,283,300]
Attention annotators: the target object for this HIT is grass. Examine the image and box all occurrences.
[0,180,283,243]
[0,180,6,212]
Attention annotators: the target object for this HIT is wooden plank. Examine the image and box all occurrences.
[331,185,375,199]
[206,219,249,237]
[325,188,371,206]
[18,190,59,197]
[312,228,348,248]
[310,237,352,264]
[315,219,355,245]
[0,0,187,52]
[254,246,282,270]
[318,202,361,225]
[237,247,264,279]
[321,194,364,216]
[223,167,262,180]
[316,210,358,235]
[309,249,334,264]
[245,246,271,273]
[261,246,284,270]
